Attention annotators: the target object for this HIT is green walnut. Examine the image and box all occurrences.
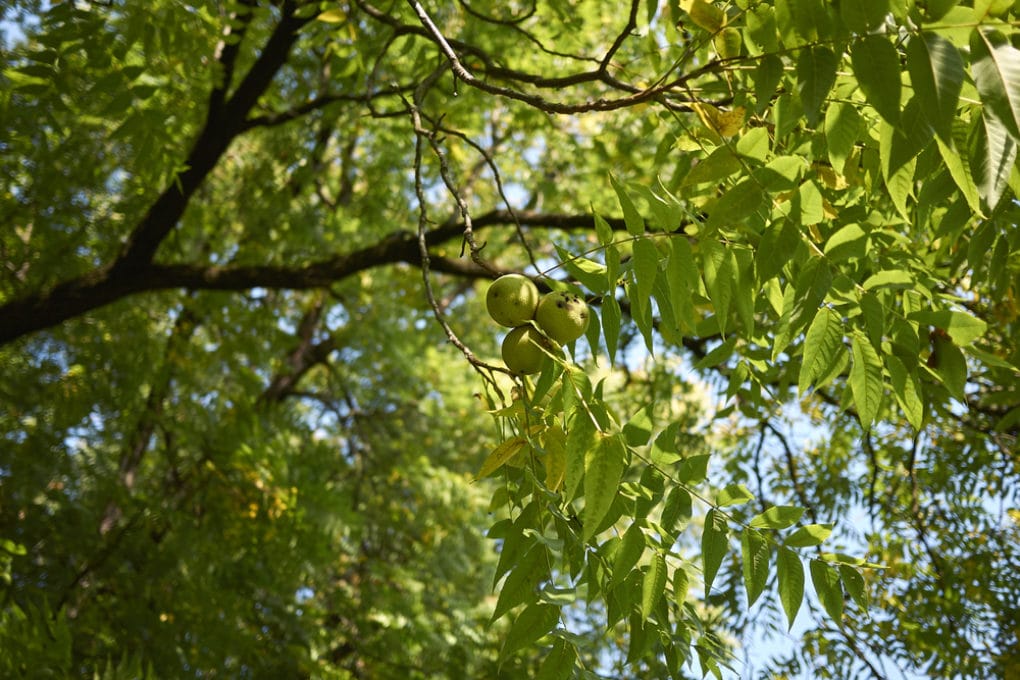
[501,326,560,375]
[486,274,540,327]
[535,291,589,344]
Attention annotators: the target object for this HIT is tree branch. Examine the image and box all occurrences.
[109,0,311,274]
[0,211,626,345]
[240,84,418,131]
[261,296,334,403]
[401,0,685,114]
[208,0,258,113]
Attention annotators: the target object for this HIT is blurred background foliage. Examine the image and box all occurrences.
[2,0,1019,678]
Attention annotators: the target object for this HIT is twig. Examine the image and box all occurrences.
[763,420,817,522]
[406,99,509,399]
[402,0,687,114]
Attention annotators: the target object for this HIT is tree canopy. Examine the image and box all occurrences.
[2,0,1019,678]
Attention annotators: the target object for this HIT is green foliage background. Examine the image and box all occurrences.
[1,0,1019,678]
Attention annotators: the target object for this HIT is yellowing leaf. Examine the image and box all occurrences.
[693,103,746,137]
[476,436,528,480]
[542,428,567,492]
[682,0,726,32]
[714,27,742,60]
[316,9,346,23]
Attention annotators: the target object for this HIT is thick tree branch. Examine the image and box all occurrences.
[261,297,334,402]
[110,1,311,274]
[0,211,626,345]
[208,0,258,112]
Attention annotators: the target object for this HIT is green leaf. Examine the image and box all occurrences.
[851,35,903,126]
[557,247,610,294]
[667,237,699,333]
[476,436,528,480]
[777,547,805,629]
[737,127,771,161]
[749,505,806,530]
[886,355,924,430]
[825,102,863,173]
[2,67,51,90]
[850,330,884,429]
[970,27,1020,141]
[682,147,742,186]
[755,155,805,193]
[841,0,890,32]
[582,434,627,541]
[493,544,550,621]
[773,258,833,360]
[701,244,735,335]
[632,237,660,305]
[932,338,968,401]
[602,294,622,367]
[661,486,693,535]
[732,247,755,334]
[935,135,982,214]
[674,566,690,605]
[858,290,884,350]
[501,604,559,659]
[708,179,765,228]
[795,180,824,226]
[753,54,785,113]
[810,559,844,623]
[908,310,988,346]
[627,281,656,354]
[967,345,1020,371]
[786,523,834,547]
[626,612,650,664]
[594,213,616,246]
[906,33,964,144]
[824,223,868,261]
[879,99,933,180]
[839,564,868,611]
[741,529,770,607]
[702,509,729,593]
[0,539,27,556]
[882,151,916,220]
[919,0,959,21]
[746,5,780,55]
[797,46,839,128]
[679,453,711,485]
[623,404,654,447]
[970,108,1018,210]
[611,174,645,236]
[716,483,754,507]
[612,523,646,587]
[786,0,836,42]
[862,269,914,290]
[756,220,801,283]
[536,639,577,680]
[565,405,596,501]
[800,307,845,396]
[640,551,668,618]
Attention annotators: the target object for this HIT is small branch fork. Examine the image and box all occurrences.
[402,0,690,114]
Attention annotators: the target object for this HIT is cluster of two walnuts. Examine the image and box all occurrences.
[485,274,590,375]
